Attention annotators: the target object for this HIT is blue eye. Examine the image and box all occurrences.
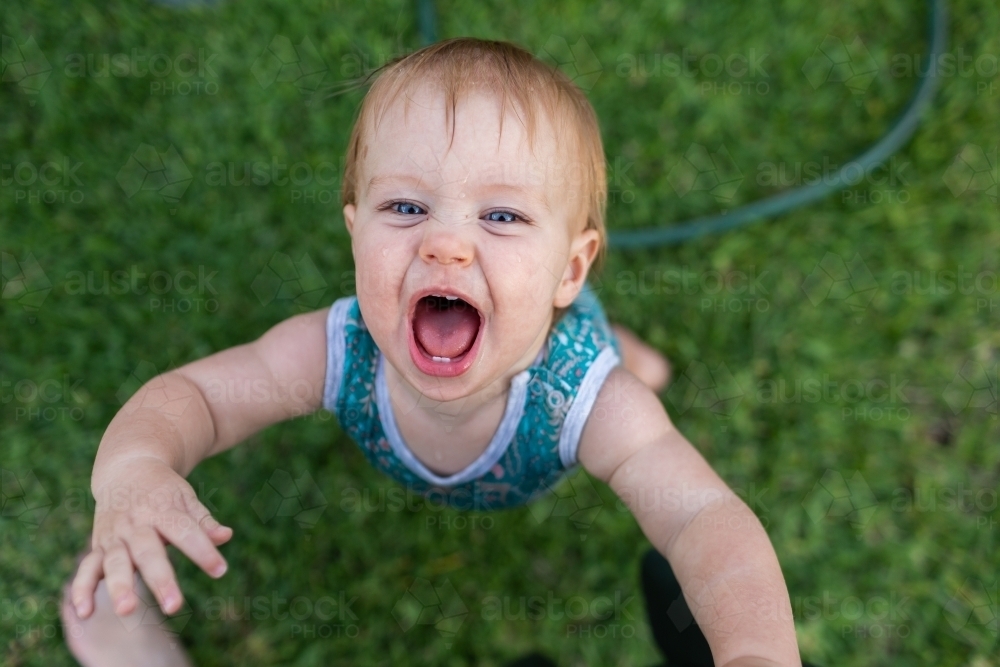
[485,210,519,223]
[392,201,425,215]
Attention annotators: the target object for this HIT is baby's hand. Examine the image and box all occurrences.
[71,456,232,618]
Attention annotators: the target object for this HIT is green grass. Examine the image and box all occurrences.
[2,0,999,665]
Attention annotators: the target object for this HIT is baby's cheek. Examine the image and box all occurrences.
[515,246,568,307]
[354,244,402,300]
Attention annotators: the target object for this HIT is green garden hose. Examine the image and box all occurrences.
[607,0,948,248]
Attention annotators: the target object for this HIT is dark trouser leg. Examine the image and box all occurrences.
[504,652,557,667]
[641,548,715,667]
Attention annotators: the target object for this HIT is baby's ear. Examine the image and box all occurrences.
[554,228,600,308]
[343,204,357,235]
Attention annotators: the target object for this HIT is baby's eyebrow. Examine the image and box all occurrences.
[367,173,424,191]
[475,182,552,213]
[366,173,552,213]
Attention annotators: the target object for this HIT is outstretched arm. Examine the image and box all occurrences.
[73,308,328,620]
[578,366,800,667]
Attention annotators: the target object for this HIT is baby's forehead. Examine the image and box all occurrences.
[361,88,580,194]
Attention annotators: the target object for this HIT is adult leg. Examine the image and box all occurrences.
[61,555,193,667]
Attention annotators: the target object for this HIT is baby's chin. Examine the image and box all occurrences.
[391,357,504,404]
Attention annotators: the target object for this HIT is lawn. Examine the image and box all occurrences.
[2,0,998,665]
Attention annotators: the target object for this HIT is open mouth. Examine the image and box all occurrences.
[408,293,484,377]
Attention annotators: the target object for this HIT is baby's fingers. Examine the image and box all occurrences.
[70,549,105,618]
[182,493,233,546]
[207,524,234,546]
[102,541,138,615]
[153,511,228,579]
[125,527,184,615]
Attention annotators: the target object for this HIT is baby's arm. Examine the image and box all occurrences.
[71,309,328,619]
[578,367,800,667]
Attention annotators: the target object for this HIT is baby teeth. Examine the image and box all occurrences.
[445,295,458,300]
[431,356,452,363]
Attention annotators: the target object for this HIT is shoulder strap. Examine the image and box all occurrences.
[534,287,621,468]
[322,296,360,412]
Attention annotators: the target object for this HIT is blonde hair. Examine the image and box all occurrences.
[341,37,608,270]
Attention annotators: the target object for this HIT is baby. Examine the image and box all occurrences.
[63,38,799,666]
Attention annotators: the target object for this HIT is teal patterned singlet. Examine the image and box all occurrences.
[322,287,621,511]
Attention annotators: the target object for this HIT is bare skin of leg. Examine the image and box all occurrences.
[611,323,671,393]
[61,565,193,667]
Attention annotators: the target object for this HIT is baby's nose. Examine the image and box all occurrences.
[418,217,475,266]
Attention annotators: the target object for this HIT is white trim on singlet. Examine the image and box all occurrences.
[557,346,621,468]
[375,352,531,487]
[322,297,356,412]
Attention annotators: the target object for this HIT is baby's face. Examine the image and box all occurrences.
[344,87,597,402]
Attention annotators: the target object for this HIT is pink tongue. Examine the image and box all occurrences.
[413,298,479,359]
